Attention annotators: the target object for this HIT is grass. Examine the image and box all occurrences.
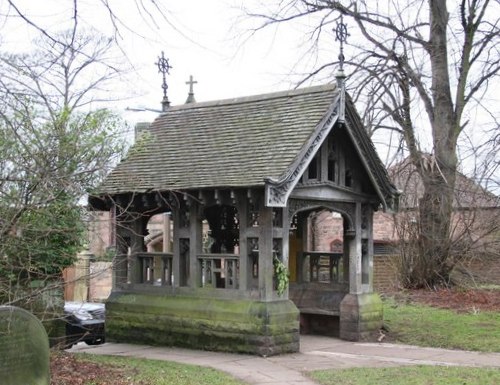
[78,354,246,385]
[383,298,500,352]
[309,366,500,385]
[310,298,500,384]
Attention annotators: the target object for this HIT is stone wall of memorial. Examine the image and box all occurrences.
[64,259,112,302]
[89,262,112,302]
[87,211,112,257]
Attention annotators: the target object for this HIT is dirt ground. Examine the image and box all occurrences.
[50,352,141,385]
[404,288,500,313]
[50,288,500,385]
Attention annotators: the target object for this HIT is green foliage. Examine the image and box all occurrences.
[310,366,500,385]
[273,257,289,296]
[1,200,84,279]
[383,298,500,352]
[0,29,126,303]
[0,107,124,287]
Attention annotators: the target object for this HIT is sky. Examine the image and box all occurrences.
[0,0,327,125]
[1,0,498,190]
[0,0,338,129]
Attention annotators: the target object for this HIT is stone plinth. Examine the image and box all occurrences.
[339,293,383,341]
[106,292,300,356]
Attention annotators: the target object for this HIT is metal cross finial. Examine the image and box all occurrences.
[335,15,349,70]
[155,51,172,111]
[186,75,197,93]
[185,75,197,104]
[334,15,349,124]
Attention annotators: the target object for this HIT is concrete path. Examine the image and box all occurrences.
[69,335,500,385]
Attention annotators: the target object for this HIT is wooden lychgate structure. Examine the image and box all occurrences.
[90,84,399,356]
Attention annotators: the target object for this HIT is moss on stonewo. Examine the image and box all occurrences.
[339,293,384,341]
[105,292,299,356]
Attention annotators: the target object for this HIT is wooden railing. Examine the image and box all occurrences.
[197,254,239,289]
[135,252,174,286]
[117,251,341,289]
[297,251,343,284]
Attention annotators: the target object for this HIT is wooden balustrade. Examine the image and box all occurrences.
[135,252,173,286]
[297,251,343,284]
[197,254,239,289]
[118,251,342,289]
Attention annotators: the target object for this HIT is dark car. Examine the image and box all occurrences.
[64,301,105,347]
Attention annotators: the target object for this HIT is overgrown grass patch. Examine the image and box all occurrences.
[76,354,246,385]
[309,366,500,385]
[383,298,500,352]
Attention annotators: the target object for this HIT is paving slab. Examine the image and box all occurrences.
[296,336,500,368]
[69,335,500,385]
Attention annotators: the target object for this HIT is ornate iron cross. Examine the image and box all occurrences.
[156,51,172,98]
[335,15,349,70]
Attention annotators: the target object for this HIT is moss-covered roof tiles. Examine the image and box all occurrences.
[98,84,339,194]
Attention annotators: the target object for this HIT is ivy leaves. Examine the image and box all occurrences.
[273,257,289,296]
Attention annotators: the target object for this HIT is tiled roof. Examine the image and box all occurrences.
[97,84,340,194]
[95,83,400,212]
[344,93,400,210]
[389,156,499,209]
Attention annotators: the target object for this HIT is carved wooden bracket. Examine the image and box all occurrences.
[265,95,341,207]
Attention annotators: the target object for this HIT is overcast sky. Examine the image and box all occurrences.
[0,1,340,127]
[3,1,498,187]
[3,1,324,116]
[114,1,334,119]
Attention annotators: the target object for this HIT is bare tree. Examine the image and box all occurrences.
[247,0,500,287]
[0,29,126,317]
[0,1,174,47]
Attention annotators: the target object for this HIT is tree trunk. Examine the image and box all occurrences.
[408,0,459,288]
[416,158,456,287]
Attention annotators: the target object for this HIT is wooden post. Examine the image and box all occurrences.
[348,202,362,294]
[258,205,274,301]
[163,213,171,252]
[188,201,202,287]
[362,204,374,293]
[113,205,128,288]
[172,208,180,289]
[129,214,147,284]
[281,207,290,297]
[238,192,248,291]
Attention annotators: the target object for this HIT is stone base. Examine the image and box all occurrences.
[339,293,383,341]
[106,291,300,356]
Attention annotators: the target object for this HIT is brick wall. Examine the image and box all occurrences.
[373,212,397,242]
[373,254,399,293]
[373,253,500,292]
[455,254,500,286]
[311,211,343,251]
[89,262,112,302]
[64,260,112,302]
[88,211,111,257]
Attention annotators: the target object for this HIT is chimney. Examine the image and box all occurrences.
[134,122,151,141]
